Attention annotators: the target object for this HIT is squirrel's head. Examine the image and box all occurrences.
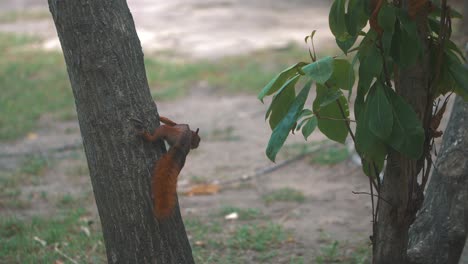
[191,128,200,149]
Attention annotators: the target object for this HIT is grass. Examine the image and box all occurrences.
[311,144,350,165]
[262,187,306,204]
[186,216,292,264]
[0,209,106,264]
[0,33,75,141]
[218,206,262,220]
[227,223,286,252]
[315,240,371,264]
[0,10,50,23]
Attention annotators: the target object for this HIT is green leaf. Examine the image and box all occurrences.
[446,40,466,61]
[296,110,314,131]
[358,35,383,79]
[446,52,468,100]
[355,98,387,158]
[385,90,425,159]
[346,0,368,36]
[266,82,312,162]
[313,85,349,144]
[302,116,317,140]
[348,54,359,101]
[378,4,396,32]
[394,11,421,68]
[328,59,355,91]
[267,76,299,129]
[336,35,358,54]
[302,56,334,84]
[378,4,396,56]
[368,83,393,140]
[329,0,348,41]
[362,152,386,178]
[319,88,344,108]
[258,62,306,102]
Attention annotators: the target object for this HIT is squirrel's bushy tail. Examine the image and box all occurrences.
[152,151,182,219]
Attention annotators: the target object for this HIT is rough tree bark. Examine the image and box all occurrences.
[48,1,195,263]
[373,1,431,263]
[406,96,468,264]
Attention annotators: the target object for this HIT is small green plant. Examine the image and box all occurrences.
[58,194,75,207]
[316,241,340,263]
[262,188,305,204]
[258,1,467,261]
[227,223,286,252]
[20,155,48,176]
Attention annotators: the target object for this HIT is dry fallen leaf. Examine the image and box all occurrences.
[184,184,220,196]
[54,260,64,264]
[27,132,38,140]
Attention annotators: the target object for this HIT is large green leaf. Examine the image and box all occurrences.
[394,11,421,68]
[355,98,387,158]
[313,84,349,144]
[329,0,348,41]
[328,59,355,91]
[346,0,368,36]
[359,41,383,79]
[258,62,306,102]
[385,90,425,159]
[267,76,299,129]
[378,3,396,56]
[266,82,312,162]
[368,83,393,140]
[302,56,334,84]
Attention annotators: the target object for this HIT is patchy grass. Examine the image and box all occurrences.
[262,187,306,205]
[311,144,350,165]
[206,126,241,142]
[1,31,310,141]
[186,216,294,264]
[146,43,310,100]
[227,223,286,252]
[0,9,50,23]
[20,155,49,176]
[0,33,74,141]
[315,240,371,264]
[0,209,106,263]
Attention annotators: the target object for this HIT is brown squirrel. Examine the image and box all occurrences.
[139,116,200,219]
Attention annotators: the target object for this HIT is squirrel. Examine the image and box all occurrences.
[138,116,200,219]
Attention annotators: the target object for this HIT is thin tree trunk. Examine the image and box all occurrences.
[373,1,431,263]
[407,97,468,264]
[48,1,194,263]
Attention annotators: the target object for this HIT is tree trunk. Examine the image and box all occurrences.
[48,1,195,263]
[373,1,431,263]
[407,5,468,261]
[406,97,468,264]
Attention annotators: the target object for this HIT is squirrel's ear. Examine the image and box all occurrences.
[195,128,199,135]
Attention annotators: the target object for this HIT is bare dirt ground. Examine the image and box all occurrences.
[7,0,458,262]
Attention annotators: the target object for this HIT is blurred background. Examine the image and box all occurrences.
[0,0,465,263]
